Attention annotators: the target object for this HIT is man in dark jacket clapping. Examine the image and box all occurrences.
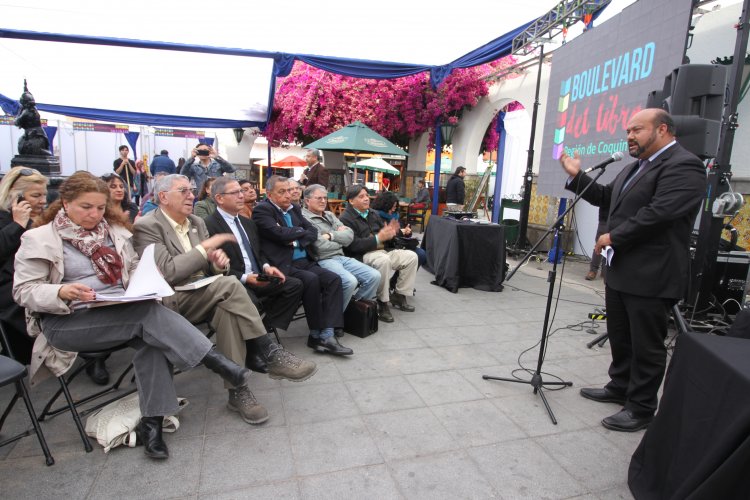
[339,185,417,322]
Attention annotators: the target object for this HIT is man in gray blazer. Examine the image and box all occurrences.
[133,174,316,425]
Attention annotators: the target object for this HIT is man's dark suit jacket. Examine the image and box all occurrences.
[303,163,329,188]
[567,142,705,299]
[204,210,269,281]
[251,200,318,274]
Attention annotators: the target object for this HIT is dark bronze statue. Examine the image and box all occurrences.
[10,80,60,175]
[15,80,52,156]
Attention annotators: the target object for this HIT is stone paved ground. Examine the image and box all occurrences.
[0,253,644,499]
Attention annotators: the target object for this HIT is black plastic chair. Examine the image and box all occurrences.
[0,323,54,465]
[407,202,428,232]
[0,355,55,465]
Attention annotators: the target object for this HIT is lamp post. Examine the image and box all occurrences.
[232,128,245,145]
[431,121,457,215]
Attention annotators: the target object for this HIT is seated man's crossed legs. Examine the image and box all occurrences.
[173,275,316,424]
[289,259,353,356]
[317,255,380,307]
[364,249,417,323]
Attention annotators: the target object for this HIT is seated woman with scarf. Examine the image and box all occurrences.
[13,172,253,460]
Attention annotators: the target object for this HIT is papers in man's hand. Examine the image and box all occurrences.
[174,274,221,291]
[94,244,174,302]
[601,245,614,266]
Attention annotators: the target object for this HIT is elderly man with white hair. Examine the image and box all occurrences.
[302,183,381,314]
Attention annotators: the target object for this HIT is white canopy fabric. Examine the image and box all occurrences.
[350,158,400,175]
[0,0,572,128]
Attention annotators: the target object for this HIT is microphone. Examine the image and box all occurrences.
[583,152,625,173]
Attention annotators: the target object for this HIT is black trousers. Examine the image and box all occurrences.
[246,275,304,331]
[289,259,344,330]
[605,285,673,416]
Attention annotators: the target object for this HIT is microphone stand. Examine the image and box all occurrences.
[483,166,609,424]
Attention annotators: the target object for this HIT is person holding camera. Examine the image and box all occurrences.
[180,143,235,197]
[204,177,304,350]
[113,145,137,200]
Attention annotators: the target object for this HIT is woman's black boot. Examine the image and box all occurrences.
[202,348,251,387]
[136,416,169,459]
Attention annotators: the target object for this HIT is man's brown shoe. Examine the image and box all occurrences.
[267,348,317,382]
[227,386,269,425]
[377,300,394,322]
[585,271,597,281]
[390,293,415,312]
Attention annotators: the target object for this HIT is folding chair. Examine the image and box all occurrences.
[0,322,56,466]
[407,202,428,232]
[37,342,136,453]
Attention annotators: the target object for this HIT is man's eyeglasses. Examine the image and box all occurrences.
[166,187,193,196]
[219,190,243,197]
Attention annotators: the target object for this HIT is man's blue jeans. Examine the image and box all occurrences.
[318,255,380,308]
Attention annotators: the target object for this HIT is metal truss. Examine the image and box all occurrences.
[512,0,612,55]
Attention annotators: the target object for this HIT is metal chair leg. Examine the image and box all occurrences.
[57,377,92,452]
[17,379,55,465]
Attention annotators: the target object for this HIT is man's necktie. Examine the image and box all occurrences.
[234,217,260,273]
[621,159,648,194]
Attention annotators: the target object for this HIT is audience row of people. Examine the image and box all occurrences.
[0,165,422,461]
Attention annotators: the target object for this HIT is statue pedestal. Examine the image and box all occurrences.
[11,155,61,176]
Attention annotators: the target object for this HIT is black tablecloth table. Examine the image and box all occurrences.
[628,332,750,499]
[421,216,505,293]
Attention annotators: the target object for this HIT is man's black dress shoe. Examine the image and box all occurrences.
[601,409,653,432]
[579,387,626,405]
[245,351,269,374]
[307,336,353,356]
[85,358,110,386]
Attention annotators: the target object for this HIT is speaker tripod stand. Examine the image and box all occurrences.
[483,166,610,424]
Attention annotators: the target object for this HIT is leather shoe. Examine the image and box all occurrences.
[136,416,169,459]
[245,351,268,374]
[334,328,345,338]
[585,271,597,281]
[85,358,110,386]
[580,387,626,405]
[601,409,653,432]
[390,293,415,312]
[377,300,394,323]
[307,336,353,356]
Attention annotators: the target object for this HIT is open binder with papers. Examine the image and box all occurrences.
[93,244,174,302]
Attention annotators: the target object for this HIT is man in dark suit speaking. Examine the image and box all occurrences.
[559,108,705,432]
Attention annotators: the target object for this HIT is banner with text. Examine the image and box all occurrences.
[537,0,693,197]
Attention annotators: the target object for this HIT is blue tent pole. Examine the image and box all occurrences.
[267,142,272,179]
[491,112,507,223]
[431,118,442,215]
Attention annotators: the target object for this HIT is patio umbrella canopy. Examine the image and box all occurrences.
[305,121,408,156]
[272,155,307,167]
[350,157,400,175]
